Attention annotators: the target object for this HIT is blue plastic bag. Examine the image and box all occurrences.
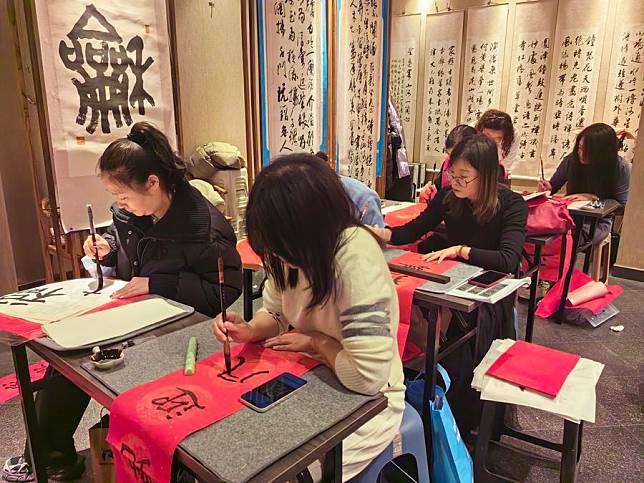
[406,365,474,483]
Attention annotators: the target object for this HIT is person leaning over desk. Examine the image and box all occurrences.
[2,122,242,482]
[538,122,631,245]
[212,153,405,481]
[370,135,528,435]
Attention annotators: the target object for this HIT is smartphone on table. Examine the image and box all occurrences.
[240,372,307,412]
[468,270,510,288]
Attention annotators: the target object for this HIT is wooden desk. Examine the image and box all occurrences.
[556,200,622,320]
[12,312,387,482]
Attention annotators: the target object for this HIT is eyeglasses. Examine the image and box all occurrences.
[445,171,478,189]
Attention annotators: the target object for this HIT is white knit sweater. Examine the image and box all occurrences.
[260,226,405,480]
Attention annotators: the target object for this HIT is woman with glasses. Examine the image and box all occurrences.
[372,134,527,273]
[370,134,527,435]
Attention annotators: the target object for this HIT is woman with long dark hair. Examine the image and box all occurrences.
[370,135,528,435]
[212,153,405,480]
[3,122,242,482]
[538,123,631,243]
[539,123,630,203]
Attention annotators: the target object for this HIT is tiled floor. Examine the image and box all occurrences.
[0,274,641,482]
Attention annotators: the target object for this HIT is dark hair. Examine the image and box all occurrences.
[445,135,500,224]
[567,123,619,199]
[98,122,186,191]
[445,125,477,151]
[315,151,329,163]
[475,109,515,157]
[246,153,361,310]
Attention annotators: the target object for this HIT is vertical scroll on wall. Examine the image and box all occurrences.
[506,0,557,178]
[420,10,464,166]
[34,0,176,232]
[336,0,389,188]
[541,0,609,173]
[257,0,327,167]
[460,4,509,126]
[389,15,421,158]
[602,0,644,162]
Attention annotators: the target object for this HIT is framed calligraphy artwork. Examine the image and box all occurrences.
[257,0,327,167]
[336,0,390,188]
[34,0,177,231]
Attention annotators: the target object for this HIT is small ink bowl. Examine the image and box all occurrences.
[90,345,124,370]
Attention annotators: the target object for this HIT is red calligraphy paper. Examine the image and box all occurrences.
[107,344,319,483]
[237,239,263,268]
[0,314,45,343]
[535,268,624,319]
[384,203,433,253]
[486,340,580,397]
[384,203,427,228]
[392,273,426,362]
[388,251,458,276]
[0,360,49,404]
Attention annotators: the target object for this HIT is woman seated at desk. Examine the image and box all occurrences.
[3,122,242,482]
[538,122,631,244]
[212,153,404,481]
[370,135,528,434]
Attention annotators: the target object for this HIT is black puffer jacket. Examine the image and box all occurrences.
[101,181,242,317]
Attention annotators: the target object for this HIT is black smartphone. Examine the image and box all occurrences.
[240,372,307,412]
[468,270,510,288]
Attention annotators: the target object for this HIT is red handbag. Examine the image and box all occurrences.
[526,196,575,236]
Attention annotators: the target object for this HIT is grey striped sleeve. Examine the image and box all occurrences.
[339,299,392,339]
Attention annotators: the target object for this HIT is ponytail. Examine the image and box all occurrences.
[99,122,186,191]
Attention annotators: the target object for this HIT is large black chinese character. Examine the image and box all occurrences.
[120,444,152,483]
[150,387,205,420]
[0,287,65,306]
[59,5,155,134]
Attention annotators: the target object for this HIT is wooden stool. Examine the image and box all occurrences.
[474,401,583,483]
[590,235,611,283]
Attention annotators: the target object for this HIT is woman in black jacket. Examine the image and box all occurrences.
[371,135,528,435]
[3,123,242,482]
[83,122,242,315]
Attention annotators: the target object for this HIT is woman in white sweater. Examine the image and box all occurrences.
[212,153,405,481]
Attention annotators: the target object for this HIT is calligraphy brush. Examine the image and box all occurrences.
[86,204,104,293]
[218,256,232,373]
[431,162,437,185]
[539,157,545,184]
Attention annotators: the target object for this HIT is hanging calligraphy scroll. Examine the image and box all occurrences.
[34,1,176,232]
[336,0,390,188]
[257,0,327,167]
[603,0,644,162]
[420,10,464,165]
[460,4,509,126]
[541,0,608,174]
[390,15,421,158]
[507,0,557,177]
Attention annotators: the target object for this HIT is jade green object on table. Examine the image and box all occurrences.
[184,336,198,375]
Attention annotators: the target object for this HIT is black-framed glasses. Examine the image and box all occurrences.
[445,170,478,188]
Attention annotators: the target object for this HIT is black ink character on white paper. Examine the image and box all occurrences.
[59,4,155,135]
